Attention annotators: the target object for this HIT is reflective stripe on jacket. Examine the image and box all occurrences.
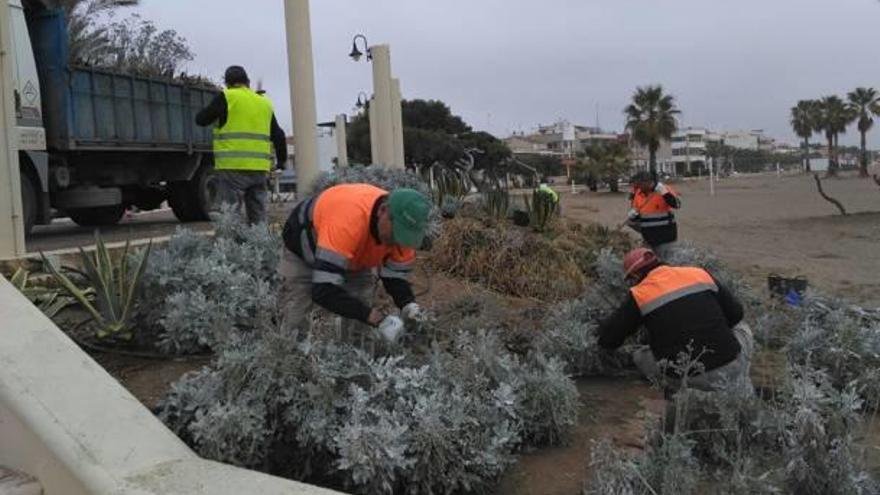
[630,265,718,316]
[213,88,274,172]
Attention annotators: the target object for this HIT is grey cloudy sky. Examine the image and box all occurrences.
[138,0,880,147]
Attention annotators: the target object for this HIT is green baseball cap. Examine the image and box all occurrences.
[388,188,431,248]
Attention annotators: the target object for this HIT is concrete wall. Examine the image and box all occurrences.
[0,275,345,495]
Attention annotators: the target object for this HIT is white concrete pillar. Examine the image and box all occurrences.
[368,99,379,165]
[334,114,348,168]
[0,0,26,258]
[370,44,395,168]
[391,78,405,169]
[283,0,320,195]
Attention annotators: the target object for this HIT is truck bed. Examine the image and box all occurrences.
[65,67,217,151]
[28,7,218,153]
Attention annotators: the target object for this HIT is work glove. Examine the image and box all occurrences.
[654,182,670,195]
[627,208,639,220]
[376,315,404,344]
[401,302,426,325]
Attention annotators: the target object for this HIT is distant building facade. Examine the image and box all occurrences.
[504,120,622,158]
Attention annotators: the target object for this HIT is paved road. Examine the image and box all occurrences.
[26,199,297,253]
[26,209,214,253]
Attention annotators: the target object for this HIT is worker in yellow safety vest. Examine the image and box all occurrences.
[196,66,288,224]
[537,182,559,203]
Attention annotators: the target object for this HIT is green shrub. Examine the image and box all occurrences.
[482,188,510,221]
[9,266,84,319]
[525,189,558,232]
[43,234,150,340]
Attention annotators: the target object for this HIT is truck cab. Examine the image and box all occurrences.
[9,0,49,233]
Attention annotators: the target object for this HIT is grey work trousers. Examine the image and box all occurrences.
[278,247,376,340]
[213,170,269,225]
[633,322,755,394]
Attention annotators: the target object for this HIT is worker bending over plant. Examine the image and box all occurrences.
[279,183,431,343]
[597,247,753,395]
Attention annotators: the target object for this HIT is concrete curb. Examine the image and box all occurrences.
[0,231,212,274]
[0,275,344,494]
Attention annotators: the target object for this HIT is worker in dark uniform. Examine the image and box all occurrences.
[196,66,287,224]
[598,247,753,394]
[625,171,681,249]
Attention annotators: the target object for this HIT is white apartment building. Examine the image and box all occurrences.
[670,127,722,176]
[504,120,621,157]
[723,129,775,151]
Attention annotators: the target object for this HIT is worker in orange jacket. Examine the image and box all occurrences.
[279,183,431,343]
[625,171,681,248]
[598,247,753,394]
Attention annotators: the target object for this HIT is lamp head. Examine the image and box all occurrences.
[349,41,364,62]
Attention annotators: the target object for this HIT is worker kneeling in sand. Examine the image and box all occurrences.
[597,247,754,394]
[279,184,431,343]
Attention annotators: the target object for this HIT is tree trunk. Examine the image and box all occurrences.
[860,130,868,177]
[649,146,657,178]
[803,137,811,172]
[826,134,837,177]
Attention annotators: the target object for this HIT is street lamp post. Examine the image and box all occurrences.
[354,91,369,111]
[334,114,349,168]
[283,0,320,196]
[368,97,379,166]
[350,35,403,169]
[369,44,395,168]
[0,0,26,257]
[391,78,405,169]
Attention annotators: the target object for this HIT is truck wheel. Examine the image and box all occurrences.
[169,164,216,222]
[68,206,125,227]
[20,175,37,236]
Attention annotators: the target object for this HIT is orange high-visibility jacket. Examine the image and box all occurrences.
[630,265,718,315]
[630,185,679,229]
[306,184,415,285]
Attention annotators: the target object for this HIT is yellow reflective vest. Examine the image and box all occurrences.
[213,88,274,172]
[538,184,559,203]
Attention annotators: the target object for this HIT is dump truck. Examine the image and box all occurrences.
[7,0,219,234]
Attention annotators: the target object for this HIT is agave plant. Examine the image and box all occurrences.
[525,188,558,232]
[433,165,471,213]
[482,187,510,221]
[42,234,151,340]
[9,267,87,319]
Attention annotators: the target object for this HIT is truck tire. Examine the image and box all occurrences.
[168,163,215,222]
[68,206,125,227]
[20,175,37,236]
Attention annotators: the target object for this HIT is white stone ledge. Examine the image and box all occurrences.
[0,275,344,495]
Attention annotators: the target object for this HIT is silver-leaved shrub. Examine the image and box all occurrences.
[157,325,578,494]
[135,208,280,354]
[783,293,880,408]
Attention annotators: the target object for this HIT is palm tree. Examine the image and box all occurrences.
[847,87,880,177]
[624,85,680,177]
[578,142,632,192]
[817,96,853,176]
[790,100,817,172]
